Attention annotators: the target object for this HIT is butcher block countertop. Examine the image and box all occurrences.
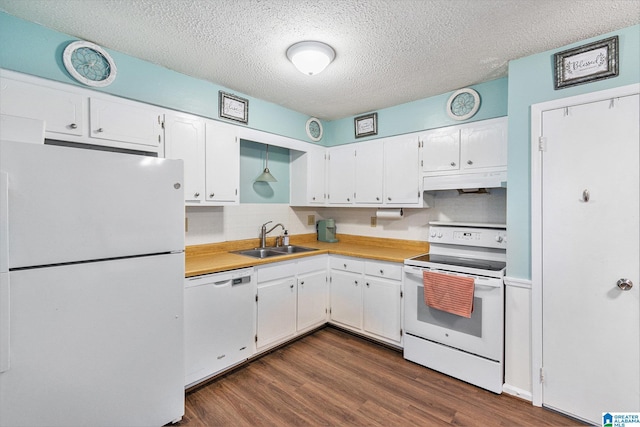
[185,234,429,277]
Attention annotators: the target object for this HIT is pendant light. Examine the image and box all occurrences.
[255,144,277,182]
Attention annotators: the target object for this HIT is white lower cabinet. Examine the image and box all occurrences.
[256,255,328,352]
[256,274,297,349]
[330,256,403,346]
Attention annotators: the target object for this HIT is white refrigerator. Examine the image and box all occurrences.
[0,139,185,426]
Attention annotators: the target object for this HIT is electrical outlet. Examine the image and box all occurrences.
[370,216,377,227]
[307,215,315,226]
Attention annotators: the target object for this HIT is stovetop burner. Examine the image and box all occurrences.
[408,253,506,272]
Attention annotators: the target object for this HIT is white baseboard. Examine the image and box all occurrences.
[502,383,533,402]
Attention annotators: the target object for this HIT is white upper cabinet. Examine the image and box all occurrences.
[459,118,508,170]
[205,120,239,204]
[383,134,421,205]
[89,97,163,152]
[0,70,164,155]
[164,112,206,203]
[422,117,507,175]
[290,148,327,206]
[327,144,356,205]
[0,77,85,138]
[355,140,384,204]
[422,127,460,173]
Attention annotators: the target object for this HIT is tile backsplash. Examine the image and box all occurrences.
[185,188,506,246]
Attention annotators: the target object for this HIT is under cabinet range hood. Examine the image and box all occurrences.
[423,170,507,192]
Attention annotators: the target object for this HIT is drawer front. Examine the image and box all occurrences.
[330,256,364,274]
[365,261,402,281]
[297,255,328,274]
[257,260,297,283]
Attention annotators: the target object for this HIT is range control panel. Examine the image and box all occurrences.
[429,226,507,249]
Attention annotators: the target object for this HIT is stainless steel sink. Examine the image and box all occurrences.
[232,245,318,258]
[232,248,286,259]
[271,245,319,254]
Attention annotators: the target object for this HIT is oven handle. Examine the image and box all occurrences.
[403,265,503,289]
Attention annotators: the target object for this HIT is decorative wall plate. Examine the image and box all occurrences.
[306,117,323,142]
[446,88,480,121]
[63,41,117,87]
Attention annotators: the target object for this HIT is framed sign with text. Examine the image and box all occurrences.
[219,91,249,124]
[354,112,378,138]
[554,36,618,89]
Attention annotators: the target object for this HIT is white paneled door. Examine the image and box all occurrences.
[540,93,639,424]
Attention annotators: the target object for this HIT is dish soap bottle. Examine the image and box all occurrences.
[283,230,289,246]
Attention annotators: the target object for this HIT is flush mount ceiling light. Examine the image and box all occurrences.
[255,144,277,182]
[286,41,335,76]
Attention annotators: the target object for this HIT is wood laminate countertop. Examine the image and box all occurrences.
[185,234,429,277]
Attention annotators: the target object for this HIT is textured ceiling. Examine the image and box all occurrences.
[0,0,638,120]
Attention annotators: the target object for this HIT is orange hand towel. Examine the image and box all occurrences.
[422,271,475,318]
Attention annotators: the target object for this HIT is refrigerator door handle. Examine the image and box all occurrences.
[1,172,10,373]
[0,171,8,273]
[0,272,9,373]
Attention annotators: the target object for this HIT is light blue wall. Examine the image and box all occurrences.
[240,141,290,203]
[506,24,640,279]
[0,11,315,144]
[324,77,508,145]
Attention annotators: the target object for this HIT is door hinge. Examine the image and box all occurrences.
[400,329,403,336]
[255,294,258,302]
[538,137,547,152]
[539,367,545,383]
[255,335,258,343]
[400,290,403,298]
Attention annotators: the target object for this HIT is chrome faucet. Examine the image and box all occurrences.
[260,221,285,248]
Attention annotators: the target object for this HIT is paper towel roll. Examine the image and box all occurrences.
[376,208,403,219]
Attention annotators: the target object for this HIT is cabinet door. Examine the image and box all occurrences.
[0,78,85,137]
[330,270,362,329]
[307,150,327,204]
[460,117,507,170]
[297,270,327,331]
[355,141,384,204]
[422,128,460,172]
[164,113,206,203]
[327,145,355,204]
[363,277,402,343]
[89,97,162,151]
[383,135,420,204]
[205,120,239,203]
[256,277,297,349]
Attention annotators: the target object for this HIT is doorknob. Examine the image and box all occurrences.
[582,189,590,202]
[617,278,633,291]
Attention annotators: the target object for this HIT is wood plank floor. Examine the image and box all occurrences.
[178,327,583,426]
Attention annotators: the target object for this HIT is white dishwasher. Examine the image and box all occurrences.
[184,267,256,388]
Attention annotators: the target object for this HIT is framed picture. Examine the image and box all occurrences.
[554,36,618,90]
[219,91,249,124]
[354,112,378,138]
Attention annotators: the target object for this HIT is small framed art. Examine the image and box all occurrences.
[554,36,618,90]
[219,91,249,124]
[354,113,377,138]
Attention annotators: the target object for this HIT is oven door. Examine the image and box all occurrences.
[403,265,504,362]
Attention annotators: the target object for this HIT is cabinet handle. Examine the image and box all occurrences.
[69,123,78,129]
[380,269,384,275]
[290,284,294,289]
[209,193,215,198]
[354,280,358,286]
[194,192,200,198]
[300,281,305,286]
[376,197,380,201]
[96,127,104,133]
[347,198,350,202]
[312,196,316,200]
[467,160,473,165]
[387,197,391,201]
[450,162,456,167]
[366,283,370,287]
[344,264,347,268]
